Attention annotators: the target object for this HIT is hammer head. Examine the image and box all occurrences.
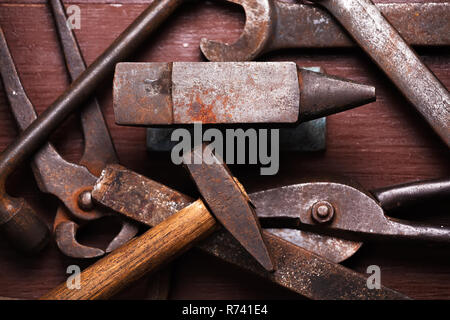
[184,144,275,272]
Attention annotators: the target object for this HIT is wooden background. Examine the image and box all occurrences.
[0,0,449,299]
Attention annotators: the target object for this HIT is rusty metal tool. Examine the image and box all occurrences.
[82,168,448,298]
[200,1,450,61]
[48,0,138,257]
[305,0,449,146]
[184,145,274,271]
[0,28,50,253]
[41,162,407,300]
[0,0,187,251]
[0,3,138,258]
[113,62,375,125]
[42,148,276,299]
[254,178,450,243]
[68,168,448,299]
[146,115,325,151]
[147,66,327,152]
[96,166,362,265]
[371,177,450,212]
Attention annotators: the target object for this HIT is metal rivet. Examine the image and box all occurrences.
[311,201,334,223]
[78,190,93,211]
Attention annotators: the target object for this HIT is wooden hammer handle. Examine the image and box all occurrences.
[41,199,216,300]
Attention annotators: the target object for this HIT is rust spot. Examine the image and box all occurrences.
[186,94,218,123]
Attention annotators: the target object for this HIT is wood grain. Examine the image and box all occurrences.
[0,0,448,299]
[41,199,217,299]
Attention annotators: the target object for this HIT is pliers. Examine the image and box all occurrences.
[253,177,450,249]
[0,0,138,258]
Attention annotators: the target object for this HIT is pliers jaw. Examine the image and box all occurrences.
[0,3,139,258]
[53,206,139,259]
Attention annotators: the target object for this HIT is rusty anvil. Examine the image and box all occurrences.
[116,62,375,155]
[113,62,375,127]
[146,66,327,152]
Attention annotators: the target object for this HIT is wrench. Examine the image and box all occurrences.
[201,1,450,61]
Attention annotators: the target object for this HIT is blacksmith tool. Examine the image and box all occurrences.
[0,27,50,253]
[42,148,279,299]
[1,0,447,252]
[41,160,408,300]
[151,1,450,152]
[311,0,450,146]
[91,168,448,297]
[113,62,375,125]
[200,0,450,61]
[372,178,450,212]
[91,166,363,265]
[146,66,327,152]
[253,178,450,243]
[184,145,273,271]
[49,0,138,257]
[47,167,448,299]
[0,2,138,258]
[201,0,450,146]
[0,0,188,251]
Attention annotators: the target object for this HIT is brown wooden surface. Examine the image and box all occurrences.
[0,0,449,299]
